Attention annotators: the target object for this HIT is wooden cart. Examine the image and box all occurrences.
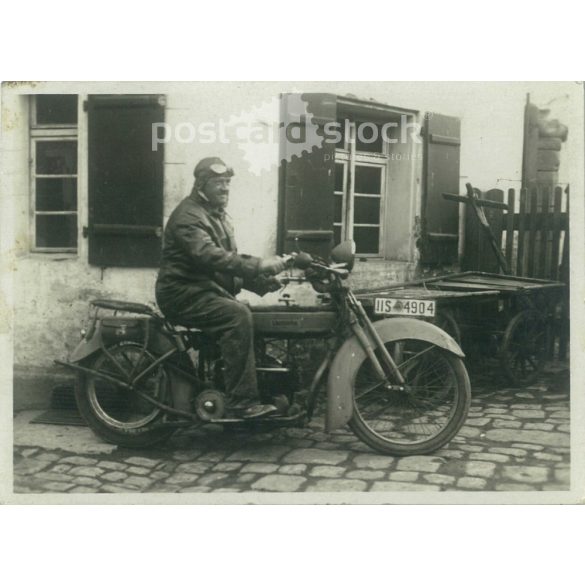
[356,271,565,387]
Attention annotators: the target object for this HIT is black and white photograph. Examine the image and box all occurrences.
[1,80,583,503]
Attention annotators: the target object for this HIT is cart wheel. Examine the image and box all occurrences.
[500,310,547,386]
[434,310,462,345]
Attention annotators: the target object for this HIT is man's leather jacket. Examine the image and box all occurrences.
[156,192,261,309]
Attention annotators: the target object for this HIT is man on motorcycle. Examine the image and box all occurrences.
[156,157,285,419]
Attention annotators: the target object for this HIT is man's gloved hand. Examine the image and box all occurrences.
[263,276,283,293]
[259,256,286,275]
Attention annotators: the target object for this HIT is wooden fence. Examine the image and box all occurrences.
[462,185,569,281]
[461,184,570,358]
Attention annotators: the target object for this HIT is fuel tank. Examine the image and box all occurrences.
[251,305,337,338]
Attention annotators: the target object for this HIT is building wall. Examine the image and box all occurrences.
[2,81,581,368]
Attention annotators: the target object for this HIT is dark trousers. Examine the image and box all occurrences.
[158,290,258,402]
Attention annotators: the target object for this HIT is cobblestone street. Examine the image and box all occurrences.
[13,365,570,495]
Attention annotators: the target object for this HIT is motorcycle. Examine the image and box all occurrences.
[56,241,471,456]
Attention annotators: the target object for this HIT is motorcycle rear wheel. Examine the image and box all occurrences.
[349,338,471,456]
[75,342,176,449]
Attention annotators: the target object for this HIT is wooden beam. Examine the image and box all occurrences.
[517,188,528,276]
[550,186,563,281]
[443,192,509,210]
[505,188,515,270]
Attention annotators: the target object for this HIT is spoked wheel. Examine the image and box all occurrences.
[75,342,176,448]
[500,310,547,386]
[349,338,471,456]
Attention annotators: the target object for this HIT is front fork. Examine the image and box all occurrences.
[347,292,406,386]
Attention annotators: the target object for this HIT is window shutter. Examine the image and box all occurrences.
[420,113,461,265]
[87,95,164,268]
[277,93,337,260]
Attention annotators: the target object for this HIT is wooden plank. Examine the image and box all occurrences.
[432,277,564,291]
[361,288,461,299]
[426,233,458,241]
[505,189,515,270]
[443,192,509,210]
[360,290,500,299]
[285,230,334,241]
[463,271,559,284]
[93,224,162,236]
[550,186,563,281]
[455,276,546,289]
[430,281,501,291]
[455,279,563,292]
[509,213,567,230]
[539,186,551,279]
[526,187,539,277]
[516,188,528,276]
[353,271,475,295]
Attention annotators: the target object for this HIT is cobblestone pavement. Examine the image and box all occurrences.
[13,365,570,494]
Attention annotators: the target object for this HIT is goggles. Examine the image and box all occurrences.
[208,163,234,176]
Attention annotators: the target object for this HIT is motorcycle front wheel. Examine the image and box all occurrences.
[75,342,176,448]
[349,338,471,456]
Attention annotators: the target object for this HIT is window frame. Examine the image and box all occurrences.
[333,159,348,246]
[29,95,79,254]
[335,120,390,257]
[31,95,78,130]
[277,93,420,264]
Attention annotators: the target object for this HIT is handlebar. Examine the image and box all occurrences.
[278,275,306,285]
[280,252,349,278]
[284,252,346,271]
[321,266,349,277]
[281,252,312,270]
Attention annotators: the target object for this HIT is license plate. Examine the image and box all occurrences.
[374,297,436,317]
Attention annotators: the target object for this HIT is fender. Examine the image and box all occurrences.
[69,321,103,363]
[326,317,465,432]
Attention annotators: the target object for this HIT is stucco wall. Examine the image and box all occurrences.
[2,81,580,368]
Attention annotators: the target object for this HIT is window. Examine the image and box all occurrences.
[278,93,426,264]
[334,120,389,255]
[30,95,79,252]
